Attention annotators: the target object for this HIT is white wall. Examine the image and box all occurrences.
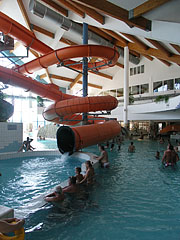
[102,56,180,94]
[0,122,23,153]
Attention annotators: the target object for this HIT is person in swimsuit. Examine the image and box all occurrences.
[75,167,84,183]
[79,161,95,185]
[162,144,179,166]
[44,186,65,203]
[63,176,79,194]
[94,145,109,168]
[128,142,135,153]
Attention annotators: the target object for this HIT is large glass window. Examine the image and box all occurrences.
[132,85,140,95]
[153,81,163,92]
[141,65,144,73]
[164,79,174,90]
[141,84,149,94]
[137,66,141,74]
[175,78,180,90]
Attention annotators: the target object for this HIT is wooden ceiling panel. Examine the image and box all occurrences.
[56,0,85,18]
[146,38,172,57]
[129,0,172,19]
[41,0,68,17]
[66,0,104,24]
[71,0,151,31]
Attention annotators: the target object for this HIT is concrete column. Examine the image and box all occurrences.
[123,46,129,128]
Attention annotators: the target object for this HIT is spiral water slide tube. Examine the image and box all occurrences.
[0,12,121,154]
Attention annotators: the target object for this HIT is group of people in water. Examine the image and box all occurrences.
[1,134,180,236]
[44,159,96,207]
[44,144,111,205]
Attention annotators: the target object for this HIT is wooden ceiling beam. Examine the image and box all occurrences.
[29,49,39,58]
[50,74,102,89]
[129,0,172,19]
[30,24,55,39]
[146,38,172,57]
[45,68,53,83]
[17,0,32,31]
[101,29,127,47]
[78,81,102,89]
[71,0,151,31]
[59,37,78,45]
[66,0,104,24]
[170,44,180,54]
[56,0,85,18]
[129,50,140,58]
[128,42,180,64]
[157,58,171,67]
[39,73,47,79]
[41,0,68,17]
[115,62,124,68]
[141,54,154,61]
[16,1,53,83]
[89,71,113,80]
[69,56,114,89]
[88,25,113,42]
[50,74,74,82]
[70,74,82,89]
[121,33,148,50]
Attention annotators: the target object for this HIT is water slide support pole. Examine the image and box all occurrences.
[123,46,129,128]
[82,22,88,123]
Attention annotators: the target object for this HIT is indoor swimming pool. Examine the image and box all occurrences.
[1,139,180,240]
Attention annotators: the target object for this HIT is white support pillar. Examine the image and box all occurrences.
[123,46,129,128]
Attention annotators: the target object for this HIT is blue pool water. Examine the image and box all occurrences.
[1,140,180,240]
[33,139,57,150]
[0,154,82,210]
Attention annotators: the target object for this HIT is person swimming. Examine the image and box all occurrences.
[128,142,135,153]
[75,167,84,183]
[63,176,80,194]
[94,145,109,168]
[44,186,65,203]
[162,144,179,167]
[79,161,95,185]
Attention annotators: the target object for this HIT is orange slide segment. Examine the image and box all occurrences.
[57,120,121,154]
[15,45,119,74]
[0,12,52,55]
[43,96,118,121]
[160,125,180,134]
[0,66,73,102]
[0,12,121,154]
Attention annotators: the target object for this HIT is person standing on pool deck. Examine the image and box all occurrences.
[162,144,179,166]
[94,145,109,168]
[128,142,135,153]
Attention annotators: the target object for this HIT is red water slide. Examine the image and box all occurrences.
[0,12,121,153]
